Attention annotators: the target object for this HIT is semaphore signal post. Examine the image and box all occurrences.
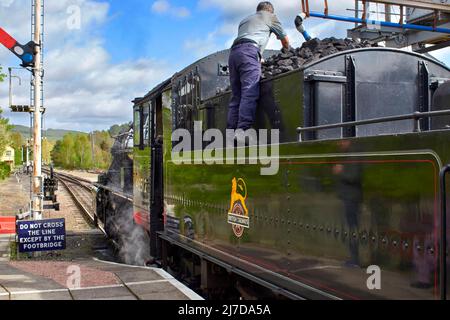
[31,0,44,221]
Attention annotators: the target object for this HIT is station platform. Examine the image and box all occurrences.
[0,235,203,300]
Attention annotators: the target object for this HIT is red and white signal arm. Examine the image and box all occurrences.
[0,27,36,67]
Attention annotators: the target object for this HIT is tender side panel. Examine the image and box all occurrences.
[164,134,446,299]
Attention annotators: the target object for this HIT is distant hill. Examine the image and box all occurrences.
[12,125,86,142]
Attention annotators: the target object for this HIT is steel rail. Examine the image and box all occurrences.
[93,183,133,202]
[52,171,93,188]
[42,168,106,234]
[43,168,133,202]
[42,168,92,187]
[58,178,106,235]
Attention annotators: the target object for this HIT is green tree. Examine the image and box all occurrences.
[42,138,55,165]
[0,66,9,156]
[0,66,6,83]
[51,140,63,167]
[62,133,77,169]
[0,66,13,179]
[109,123,131,137]
[51,130,114,170]
[10,132,24,165]
[0,108,12,159]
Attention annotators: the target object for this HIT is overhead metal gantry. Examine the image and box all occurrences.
[367,0,450,12]
[301,0,450,53]
[349,0,450,52]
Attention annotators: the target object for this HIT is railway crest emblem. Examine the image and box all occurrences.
[228,178,249,238]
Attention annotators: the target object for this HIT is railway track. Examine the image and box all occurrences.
[42,168,106,234]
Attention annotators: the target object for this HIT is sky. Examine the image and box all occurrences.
[0,0,449,132]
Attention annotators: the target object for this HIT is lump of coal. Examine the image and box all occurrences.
[277,59,293,67]
[261,37,374,79]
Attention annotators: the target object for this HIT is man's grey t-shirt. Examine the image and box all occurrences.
[233,11,287,54]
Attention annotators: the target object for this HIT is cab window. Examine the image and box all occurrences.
[133,106,141,147]
[142,103,150,146]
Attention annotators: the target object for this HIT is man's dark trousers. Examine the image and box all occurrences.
[227,43,261,130]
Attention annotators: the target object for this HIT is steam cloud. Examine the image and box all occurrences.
[102,126,150,266]
[111,203,150,266]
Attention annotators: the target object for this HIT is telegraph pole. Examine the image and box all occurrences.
[32,0,43,221]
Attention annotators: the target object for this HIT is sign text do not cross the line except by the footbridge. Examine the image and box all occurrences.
[17,218,66,253]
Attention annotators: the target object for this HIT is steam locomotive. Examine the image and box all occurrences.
[97,46,450,300]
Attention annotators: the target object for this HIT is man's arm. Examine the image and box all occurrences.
[280,35,290,50]
[269,14,290,50]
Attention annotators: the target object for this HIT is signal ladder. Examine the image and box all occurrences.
[30,0,45,152]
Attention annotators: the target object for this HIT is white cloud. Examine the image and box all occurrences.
[184,34,222,58]
[0,0,174,132]
[198,0,355,20]
[194,0,449,66]
[174,7,191,18]
[0,0,15,7]
[430,47,450,67]
[1,0,448,133]
[151,0,170,14]
[151,0,191,19]
[192,0,355,57]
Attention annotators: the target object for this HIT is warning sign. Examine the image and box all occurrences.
[17,218,66,253]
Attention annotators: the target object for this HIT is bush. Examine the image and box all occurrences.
[0,162,11,180]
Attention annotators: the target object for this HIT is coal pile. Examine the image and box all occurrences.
[261,37,374,79]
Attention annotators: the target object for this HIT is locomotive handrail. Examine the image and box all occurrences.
[297,109,450,138]
[440,165,449,300]
[93,183,133,202]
